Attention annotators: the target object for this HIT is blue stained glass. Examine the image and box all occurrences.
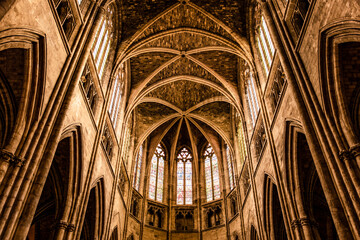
[204,144,221,201]
[149,144,166,202]
[212,153,221,199]
[205,156,213,202]
[177,161,184,204]
[156,157,164,201]
[185,161,192,204]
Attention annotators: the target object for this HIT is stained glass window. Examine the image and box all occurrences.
[133,144,143,191]
[237,120,247,166]
[148,144,165,202]
[176,148,193,205]
[257,16,275,76]
[226,145,235,190]
[204,144,221,201]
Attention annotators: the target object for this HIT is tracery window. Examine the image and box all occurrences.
[102,124,113,159]
[204,144,221,202]
[226,145,235,190]
[176,148,193,205]
[108,64,125,127]
[237,119,247,165]
[291,0,311,36]
[52,0,75,40]
[92,6,113,79]
[81,63,97,113]
[149,144,165,202]
[133,144,143,191]
[246,70,260,126]
[257,16,275,76]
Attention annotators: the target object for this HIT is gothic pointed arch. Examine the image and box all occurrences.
[285,121,338,239]
[80,178,105,240]
[0,28,46,153]
[319,19,360,146]
[27,124,83,239]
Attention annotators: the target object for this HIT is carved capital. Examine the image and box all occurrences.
[291,219,301,229]
[339,149,354,162]
[299,218,311,226]
[0,150,25,167]
[350,143,360,158]
[56,221,68,230]
[67,223,76,232]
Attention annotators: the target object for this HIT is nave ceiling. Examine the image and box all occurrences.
[114,0,252,155]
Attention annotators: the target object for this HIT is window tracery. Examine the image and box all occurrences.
[204,144,221,202]
[148,144,165,202]
[130,191,141,218]
[245,67,260,127]
[133,144,143,191]
[175,209,194,231]
[146,204,165,229]
[270,64,286,111]
[176,147,193,205]
[102,124,113,159]
[52,0,75,40]
[204,204,223,228]
[291,0,311,36]
[81,63,97,114]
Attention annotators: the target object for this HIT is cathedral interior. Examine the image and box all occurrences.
[0,0,359,239]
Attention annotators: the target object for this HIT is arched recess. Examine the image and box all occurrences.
[80,178,105,240]
[285,121,338,239]
[319,19,360,147]
[0,28,46,153]
[26,125,82,239]
[250,225,260,240]
[110,226,119,240]
[263,174,288,240]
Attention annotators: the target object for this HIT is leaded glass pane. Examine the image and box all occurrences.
[177,161,184,204]
[227,145,235,190]
[134,145,143,190]
[205,156,213,202]
[212,153,221,199]
[149,154,157,200]
[156,156,164,202]
[185,161,192,204]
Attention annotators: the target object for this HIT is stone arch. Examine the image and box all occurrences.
[26,124,83,239]
[110,226,119,240]
[250,225,260,240]
[285,121,338,239]
[263,174,288,240]
[0,28,46,154]
[80,178,105,240]
[319,19,360,147]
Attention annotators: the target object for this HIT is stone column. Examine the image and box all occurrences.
[258,0,355,239]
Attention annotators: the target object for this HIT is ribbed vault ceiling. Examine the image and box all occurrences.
[117,0,251,153]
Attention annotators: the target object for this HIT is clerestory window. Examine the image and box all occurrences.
[226,145,235,190]
[149,144,165,202]
[246,70,260,126]
[133,144,143,191]
[108,63,125,127]
[176,148,193,205]
[92,6,113,79]
[204,144,221,202]
[257,16,275,76]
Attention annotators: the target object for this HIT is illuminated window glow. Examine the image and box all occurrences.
[133,144,143,191]
[204,144,221,202]
[226,145,235,190]
[246,72,260,126]
[257,16,275,76]
[149,144,165,202]
[108,64,124,127]
[176,148,193,205]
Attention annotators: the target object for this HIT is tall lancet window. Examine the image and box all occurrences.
[204,144,221,202]
[133,144,143,191]
[149,144,165,202]
[176,148,193,205]
[257,16,275,76]
[226,145,235,190]
[108,64,125,127]
[246,70,260,126]
[92,6,113,79]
